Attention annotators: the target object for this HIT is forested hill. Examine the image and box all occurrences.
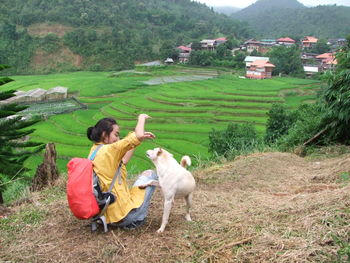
[233,0,305,20]
[232,0,350,38]
[0,0,251,74]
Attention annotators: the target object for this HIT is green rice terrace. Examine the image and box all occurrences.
[4,66,321,175]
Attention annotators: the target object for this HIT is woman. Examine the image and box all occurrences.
[87,114,157,228]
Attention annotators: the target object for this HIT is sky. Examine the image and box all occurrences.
[195,0,350,8]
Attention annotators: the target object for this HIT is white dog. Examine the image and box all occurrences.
[143,147,196,233]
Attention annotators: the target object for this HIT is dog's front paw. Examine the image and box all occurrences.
[156,228,164,233]
[185,214,192,221]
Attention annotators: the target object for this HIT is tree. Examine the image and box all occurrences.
[233,50,246,68]
[0,64,44,203]
[310,38,330,54]
[321,35,350,144]
[264,104,296,144]
[209,123,260,158]
[160,41,179,60]
[267,45,303,76]
[216,44,232,59]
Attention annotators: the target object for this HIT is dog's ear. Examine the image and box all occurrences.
[157,148,162,156]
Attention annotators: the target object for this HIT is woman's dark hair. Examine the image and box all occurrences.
[87,117,117,142]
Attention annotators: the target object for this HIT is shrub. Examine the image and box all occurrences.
[265,104,297,144]
[209,123,260,159]
[277,104,324,151]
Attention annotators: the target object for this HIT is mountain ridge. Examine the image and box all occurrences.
[232,0,350,38]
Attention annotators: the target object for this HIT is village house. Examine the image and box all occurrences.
[214,37,227,46]
[241,39,274,54]
[303,65,320,75]
[301,53,320,75]
[245,56,275,79]
[177,45,192,63]
[302,51,338,75]
[316,53,337,71]
[244,56,269,68]
[277,37,296,46]
[327,38,346,51]
[242,39,261,53]
[259,39,276,53]
[200,39,216,51]
[302,36,318,49]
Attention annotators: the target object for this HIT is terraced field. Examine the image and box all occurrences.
[4,67,320,175]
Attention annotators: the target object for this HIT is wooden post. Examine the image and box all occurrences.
[31,143,59,191]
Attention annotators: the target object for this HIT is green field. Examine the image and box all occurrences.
[3,66,320,175]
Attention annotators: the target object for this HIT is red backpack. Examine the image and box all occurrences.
[67,157,100,219]
[67,145,122,232]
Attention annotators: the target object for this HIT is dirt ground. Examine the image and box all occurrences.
[1,151,349,262]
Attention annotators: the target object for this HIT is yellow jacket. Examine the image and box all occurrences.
[89,132,145,223]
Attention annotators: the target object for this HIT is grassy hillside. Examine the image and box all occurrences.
[3,66,320,176]
[1,150,349,262]
[0,0,251,74]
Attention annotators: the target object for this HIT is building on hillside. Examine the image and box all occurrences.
[259,39,276,53]
[215,37,227,46]
[46,86,68,101]
[303,65,320,76]
[200,39,216,51]
[177,45,192,63]
[327,38,346,51]
[316,53,337,71]
[242,39,262,53]
[302,36,318,49]
[246,60,275,79]
[277,37,296,46]
[244,56,269,68]
[245,56,275,79]
[301,52,319,66]
[242,39,274,54]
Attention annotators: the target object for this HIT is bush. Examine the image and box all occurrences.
[209,123,261,159]
[277,104,324,151]
[265,104,296,144]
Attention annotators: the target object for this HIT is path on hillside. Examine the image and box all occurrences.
[1,152,349,262]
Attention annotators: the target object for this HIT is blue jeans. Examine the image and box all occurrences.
[114,170,158,228]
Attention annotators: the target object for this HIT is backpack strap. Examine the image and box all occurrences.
[108,161,123,190]
[88,144,104,160]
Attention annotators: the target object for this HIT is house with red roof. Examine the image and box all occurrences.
[245,56,275,79]
[177,45,192,63]
[215,37,227,46]
[302,36,318,49]
[277,37,295,46]
[316,53,337,71]
[242,39,262,53]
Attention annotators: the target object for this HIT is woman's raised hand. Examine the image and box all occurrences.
[138,114,151,120]
[142,131,156,140]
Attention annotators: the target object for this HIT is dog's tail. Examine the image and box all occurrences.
[180,155,191,168]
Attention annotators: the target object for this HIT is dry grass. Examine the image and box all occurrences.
[1,152,349,262]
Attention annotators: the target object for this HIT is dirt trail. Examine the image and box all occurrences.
[1,152,349,262]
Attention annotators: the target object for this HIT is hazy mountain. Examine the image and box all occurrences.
[233,0,305,20]
[232,0,350,38]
